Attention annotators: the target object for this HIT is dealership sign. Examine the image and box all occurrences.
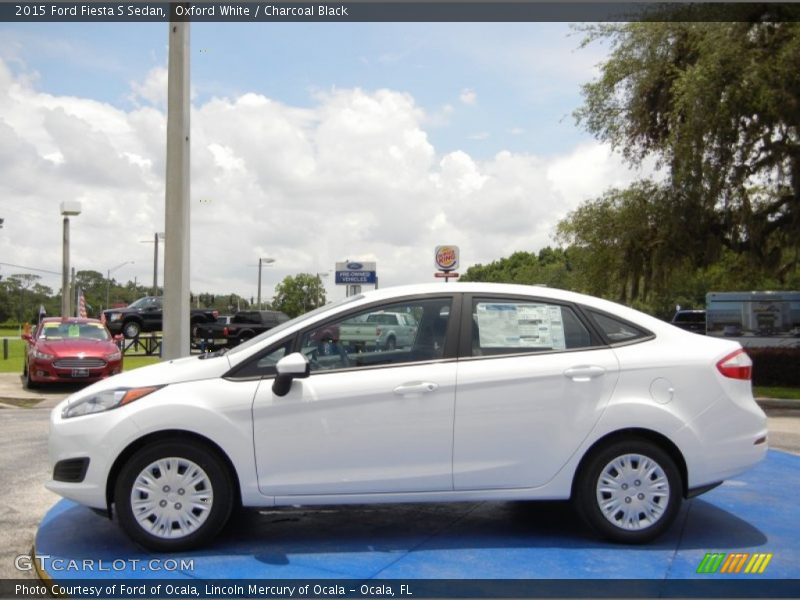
[335,261,377,285]
[435,245,459,272]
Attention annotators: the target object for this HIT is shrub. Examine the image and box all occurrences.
[745,347,800,387]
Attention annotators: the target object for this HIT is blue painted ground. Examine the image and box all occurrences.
[35,450,799,584]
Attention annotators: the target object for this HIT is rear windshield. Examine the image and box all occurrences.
[674,312,705,323]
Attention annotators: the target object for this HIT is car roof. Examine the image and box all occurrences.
[348,282,674,335]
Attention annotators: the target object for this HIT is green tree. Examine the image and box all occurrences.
[461,247,575,290]
[272,274,327,318]
[576,21,800,280]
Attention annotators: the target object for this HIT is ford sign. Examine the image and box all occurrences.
[346,262,364,270]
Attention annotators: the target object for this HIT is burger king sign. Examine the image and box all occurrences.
[435,245,459,272]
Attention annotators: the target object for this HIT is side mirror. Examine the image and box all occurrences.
[272,352,310,397]
[21,334,32,342]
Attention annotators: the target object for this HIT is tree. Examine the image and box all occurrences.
[576,21,800,280]
[461,247,575,290]
[272,274,327,318]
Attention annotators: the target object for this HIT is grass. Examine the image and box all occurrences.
[753,386,800,400]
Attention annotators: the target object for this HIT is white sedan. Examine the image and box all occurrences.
[47,283,767,552]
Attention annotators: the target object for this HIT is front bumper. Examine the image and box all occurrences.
[46,399,142,509]
[29,359,122,384]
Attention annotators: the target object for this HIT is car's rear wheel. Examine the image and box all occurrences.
[574,439,681,544]
[114,440,234,552]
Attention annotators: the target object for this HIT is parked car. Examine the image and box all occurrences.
[670,309,706,334]
[48,283,767,552]
[23,318,122,389]
[338,310,418,350]
[102,296,218,339]
[193,310,289,351]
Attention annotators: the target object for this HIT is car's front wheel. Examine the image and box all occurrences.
[114,440,234,552]
[574,439,682,544]
[23,363,38,390]
[122,320,142,339]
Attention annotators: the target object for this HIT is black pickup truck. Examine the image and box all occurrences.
[194,310,289,350]
[102,296,219,339]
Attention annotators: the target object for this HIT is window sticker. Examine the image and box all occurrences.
[476,303,566,350]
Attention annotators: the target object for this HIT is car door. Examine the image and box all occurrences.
[141,297,162,331]
[250,295,460,497]
[453,295,619,490]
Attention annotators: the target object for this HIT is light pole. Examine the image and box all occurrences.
[140,232,165,296]
[257,257,275,310]
[106,261,134,310]
[315,272,329,308]
[60,201,81,317]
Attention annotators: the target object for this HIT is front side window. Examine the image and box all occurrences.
[300,298,452,372]
[471,299,593,356]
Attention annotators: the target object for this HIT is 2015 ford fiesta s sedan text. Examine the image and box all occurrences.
[47,283,767,552]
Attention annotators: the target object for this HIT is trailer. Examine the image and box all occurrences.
[706,291,800,337]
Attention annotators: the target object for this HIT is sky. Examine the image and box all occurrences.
[0,20,654,305]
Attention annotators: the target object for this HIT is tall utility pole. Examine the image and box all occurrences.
[162,17,191,360]
[60,202,81,317]
[257,257,275,310]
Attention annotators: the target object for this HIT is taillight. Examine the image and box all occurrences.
[223,326,229,337]
[716,349,752,380]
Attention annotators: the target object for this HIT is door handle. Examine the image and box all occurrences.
[393,382,439,396]
[563,365,606,382]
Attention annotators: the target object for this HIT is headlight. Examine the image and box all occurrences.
[33,349,54,360]
[61,386,163,419]
[109,313,122,322]
[105,350,122,361]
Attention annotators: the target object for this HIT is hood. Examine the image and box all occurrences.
[38,338,118,357]
[65,353,233,398]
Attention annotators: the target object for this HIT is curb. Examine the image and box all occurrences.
[756,398,800,411]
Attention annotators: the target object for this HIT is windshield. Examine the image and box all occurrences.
[126,297,155,309]
[40,321,111,341]
[225,295,363,357]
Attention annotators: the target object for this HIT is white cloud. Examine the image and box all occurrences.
[459,88,477,105]
[130,66,168,107]
[0,58,647,302]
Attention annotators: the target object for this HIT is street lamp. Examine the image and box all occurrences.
[257,257,275,310]
[106,261,134,310]
[60,201,81,317]
[315,272,329,308]
[140,232,165,296]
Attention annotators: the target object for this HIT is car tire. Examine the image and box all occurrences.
[122,320,142,339]
[384,336,396,351]
[23,364,38,390]
[573,438,682,544]
[114,440,234,552]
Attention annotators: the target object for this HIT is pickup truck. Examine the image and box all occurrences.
[338,311,418,351]
[194,310,289,350]
[102,296,219,339]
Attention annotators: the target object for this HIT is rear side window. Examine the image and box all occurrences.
[589,311,651,344]
[471,300,593,356]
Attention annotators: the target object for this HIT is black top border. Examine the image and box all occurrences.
[4,2,800,23]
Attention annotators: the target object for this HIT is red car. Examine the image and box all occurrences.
[22,318,123,388]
